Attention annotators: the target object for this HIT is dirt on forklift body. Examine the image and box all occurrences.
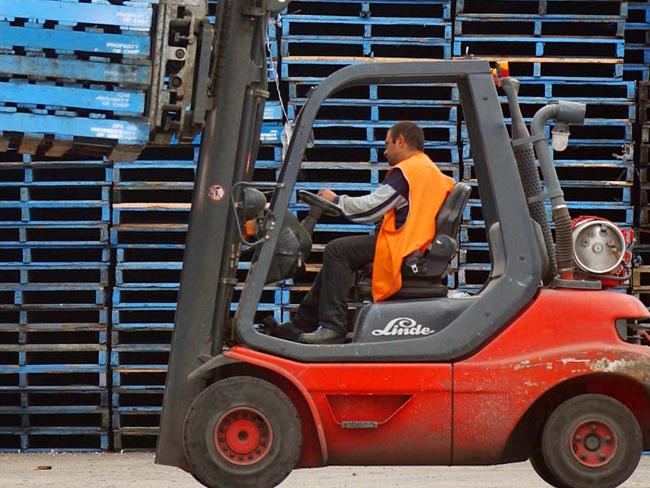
[155,2,650,488]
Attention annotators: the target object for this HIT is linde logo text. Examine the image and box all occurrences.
[371,317,436,337]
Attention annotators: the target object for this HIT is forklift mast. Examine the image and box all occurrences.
[156,0,289,467]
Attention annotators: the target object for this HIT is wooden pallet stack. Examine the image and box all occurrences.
[0,154,111,451]
[0,0,156,160]
[455,0,635,290]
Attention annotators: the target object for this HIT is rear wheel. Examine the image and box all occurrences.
[183,376,302,488]
[539,394,642,488]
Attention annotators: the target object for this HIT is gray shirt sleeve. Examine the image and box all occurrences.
[336,184,407,223]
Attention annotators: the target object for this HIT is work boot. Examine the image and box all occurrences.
[271,322,304,341]
[298,325,345,345]
[258,316,304,341]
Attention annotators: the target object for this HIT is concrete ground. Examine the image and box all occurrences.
[1,453,649,488]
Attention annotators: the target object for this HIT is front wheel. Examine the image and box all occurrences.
[183,376,303,488]
[539,394,642,488]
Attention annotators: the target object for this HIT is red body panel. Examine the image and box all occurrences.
[226,289,650,467]
[226,348,452,465]
[454,289,650,464]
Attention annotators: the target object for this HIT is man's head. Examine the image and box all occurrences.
[384,121,424,166]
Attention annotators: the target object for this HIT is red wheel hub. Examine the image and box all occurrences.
[214,407,273,466]
[570,418,617,468]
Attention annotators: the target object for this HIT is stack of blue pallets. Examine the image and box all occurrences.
[455,0,627,78]
[109,102,284,450]
[0,155,110,451]
[0,0,155,160]
[455,0,636,290]
[282,0,458,308]
[624,1,650,82]
[280,0,452,81]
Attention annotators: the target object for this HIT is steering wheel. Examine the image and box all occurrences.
[297,190,343,217]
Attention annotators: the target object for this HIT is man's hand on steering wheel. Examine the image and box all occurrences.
[317,188,337,202]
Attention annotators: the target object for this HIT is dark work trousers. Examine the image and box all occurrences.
[292,233,377,335]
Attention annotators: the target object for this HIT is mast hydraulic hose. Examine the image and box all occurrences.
[530,102,586,279]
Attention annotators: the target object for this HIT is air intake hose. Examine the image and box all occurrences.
[501,78,556,284]
[530,102,586,279]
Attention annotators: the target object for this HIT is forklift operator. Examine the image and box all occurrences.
[284,121,455,344]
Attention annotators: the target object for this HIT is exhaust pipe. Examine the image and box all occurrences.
[530,102,586,280]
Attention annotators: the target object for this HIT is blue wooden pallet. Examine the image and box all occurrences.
[281,13,451,34]
[0,81,146,118]
[0,0,153,31]
[454,35,625,59]
[281,55,454,82]
[0,111,150,146]
[455,13,626,38]
[0,223,109,247]
[281,16,452,58]
[497,78,636,101]
[0,344,107,369]
[0,22,151,60]
[0,405,109,428]
[451,56,625,80]
[0,160,113,186]
[0,245,110,264]
[288,81,459,103]
[0,286,107,308]
[0,261,109,281]
[283,0,451,15]
[455,0,627,17]
[288,101,459,122]
[0,300,107,320]
[0,363,107,391]
[0,54,150,88]
[0,403,108,418]
[0,428,109,452]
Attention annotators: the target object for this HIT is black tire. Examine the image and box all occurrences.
[540,394,642,488]
[529,447,569,488]
[183,376,303,488]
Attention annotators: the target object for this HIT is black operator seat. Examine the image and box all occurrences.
[356,182,472,300]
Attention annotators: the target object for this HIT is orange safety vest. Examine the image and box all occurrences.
[372,152,455,301]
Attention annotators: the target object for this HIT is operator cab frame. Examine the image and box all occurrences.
[233,60,542,363]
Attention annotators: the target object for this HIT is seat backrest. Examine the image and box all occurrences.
[435,183,471,237]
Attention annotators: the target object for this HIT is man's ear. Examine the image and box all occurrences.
[396,134,406,148]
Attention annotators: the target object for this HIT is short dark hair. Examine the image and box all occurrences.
[389,121,424,151]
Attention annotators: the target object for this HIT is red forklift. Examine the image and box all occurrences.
[155,1,650,487]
